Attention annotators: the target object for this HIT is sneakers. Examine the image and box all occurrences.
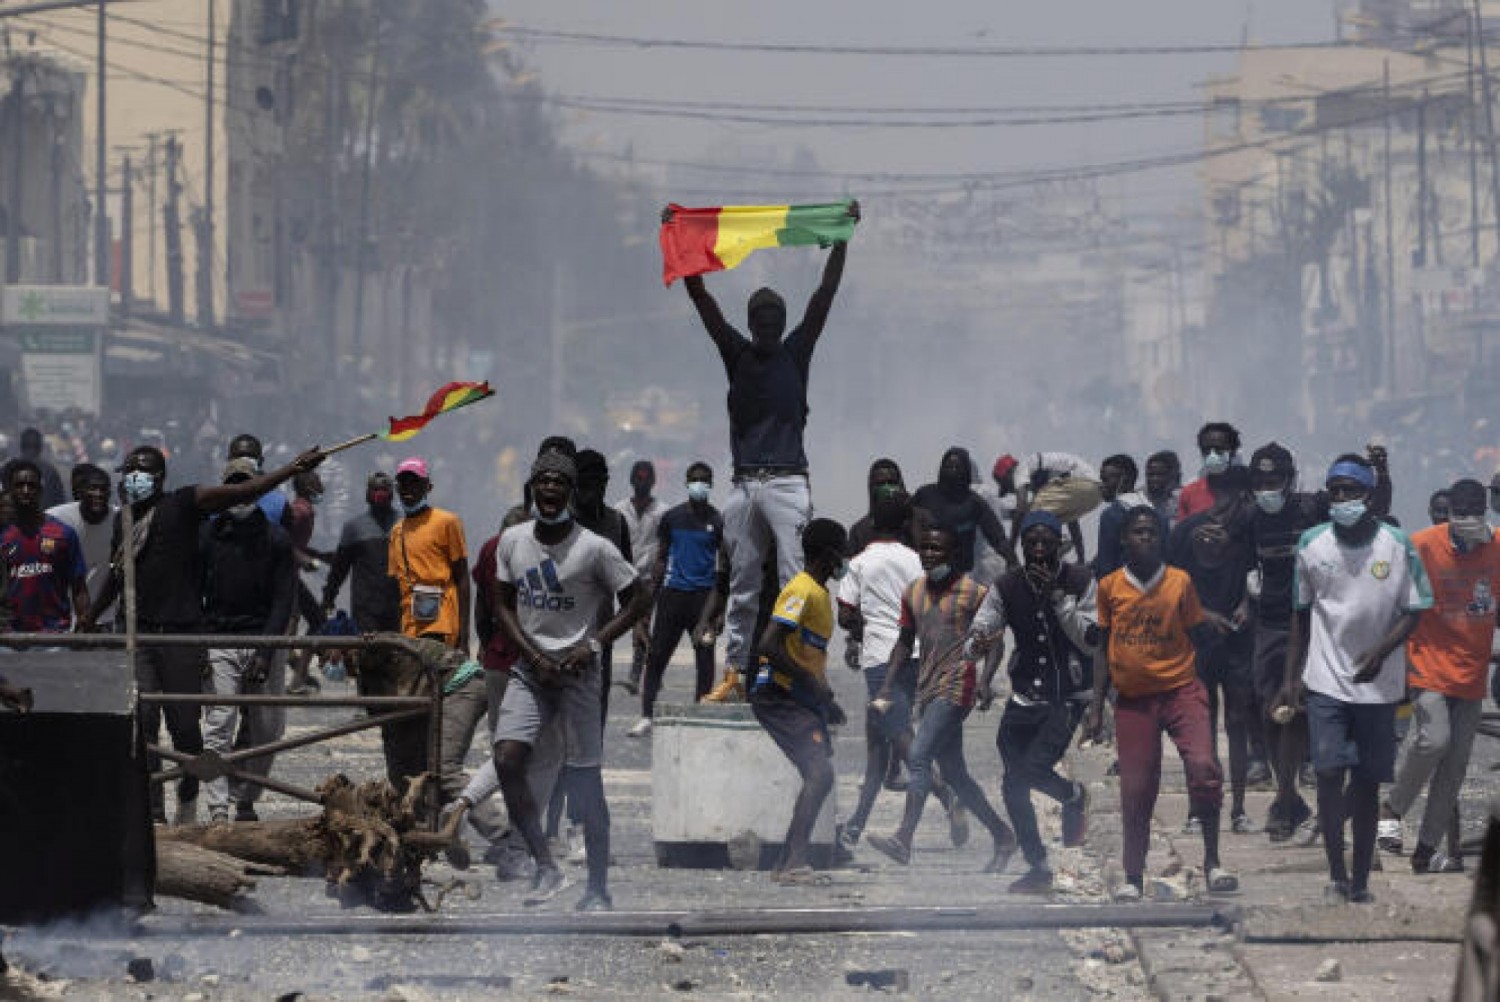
[867,833,912,865]
[173,797,198,826]
[1231,811,1258,835]
[1324,881,1351,905]
[1377,817,1403,854]
[1427,850,1465,873]
[1206,867,1240,893]
[1112,881,1143,902]
[1008,867,1054,895]
[948,804,971,848]
[838,824,861,851]
[1061,784,1089,848]
[1181,815,1202,836]
[524,865,570,906]
[233,802,259,823]
[702,671,744,703]
[1293,814,1320,847]
[1267,798,1311,844]
[566,826,588,866]
[627,717,653,739]
[575,887,614,912]
[1245,759,1273,790]
[1349,887,1376,904]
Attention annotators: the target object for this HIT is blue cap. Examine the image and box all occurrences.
[1020,510,1063,538]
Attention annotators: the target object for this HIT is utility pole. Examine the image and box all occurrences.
[350,18,382,361]
[144,131,157,303]
[93,0,107,288]
[5,59,23,284]
[119,153,131,316]
[1417,92,1428,268]
[1475,0,1500,256]
[1383,59,1395,396]
[163,134,183,326]
[1468,8,1481,266]
[200,0,214,327]
[48,95,62,281]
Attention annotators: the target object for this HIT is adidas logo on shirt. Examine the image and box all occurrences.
[518,558,576,611]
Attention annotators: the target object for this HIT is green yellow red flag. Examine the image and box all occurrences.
[659,201,857,286]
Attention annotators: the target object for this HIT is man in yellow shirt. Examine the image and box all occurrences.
[751,518,849,884]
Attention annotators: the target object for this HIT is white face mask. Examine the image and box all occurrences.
[1203,450,1233,476]
[1254,490,1287,515]
[1450,515,1491,546]
[686,481,711,503]
[529,501,571,526]
[926,563,953,583]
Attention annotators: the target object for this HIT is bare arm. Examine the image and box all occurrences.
[70,579,91,632]
[195,447,324,514]
[1280,607,1311,701]
[494,580,559,675]
[1082,630,1113,741]
[1351,610,1419,684]
[797,241,849,350]
[683,274,739,358]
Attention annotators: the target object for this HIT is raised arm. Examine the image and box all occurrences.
[797,241,849,350]
[195,447,324,514]
[683,274,739,358]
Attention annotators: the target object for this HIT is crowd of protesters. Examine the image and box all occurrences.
[1,211,1495,915]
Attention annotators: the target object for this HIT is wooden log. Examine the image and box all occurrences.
[158,818,328,874]
[154,840,280,910]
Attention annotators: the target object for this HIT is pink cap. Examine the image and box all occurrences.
[396,457,429,479]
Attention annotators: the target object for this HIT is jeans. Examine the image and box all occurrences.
[1387,688,1481,849]
[1115,681,1222,879]
[723,474,812,670]
[641,588,715,717]
[897,699,1010,846]
[998,698,1084,868]
[136,628,207,813]
[202,647,286,814]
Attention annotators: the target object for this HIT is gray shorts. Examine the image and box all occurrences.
[493,662,604,769]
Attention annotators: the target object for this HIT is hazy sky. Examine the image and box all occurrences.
[489,0,1344,198]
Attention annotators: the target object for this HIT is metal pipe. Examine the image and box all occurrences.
[156,706,426,767]
[1,632,427,657]
[140,902,1239,939]
[149,749,323,804]
[140,693,428,708]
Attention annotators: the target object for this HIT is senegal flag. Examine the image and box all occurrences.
[659,201,857,286]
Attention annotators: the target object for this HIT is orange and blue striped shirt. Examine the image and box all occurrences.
[901,573,988,709]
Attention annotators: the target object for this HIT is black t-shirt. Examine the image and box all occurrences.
[718,328,815,471]
[910,485,1003,575]
[1251,492,1324,628]
[112,485,206,626]
[1168,510,1253,652]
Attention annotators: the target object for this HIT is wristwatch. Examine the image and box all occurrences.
[586,637,602,656]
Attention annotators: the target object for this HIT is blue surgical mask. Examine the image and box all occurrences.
[926,563,953,583]
[1203,450,1233,476]
[529,502,572,526]
[1329,499,1367,527]
[686,481,712,504]
[1254,490,1287,515]
[402,497,430,516]
[122,470,157,503]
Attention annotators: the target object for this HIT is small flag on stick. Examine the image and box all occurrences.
[382,381,495,441]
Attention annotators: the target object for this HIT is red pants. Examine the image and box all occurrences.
[1115,680,1223,878]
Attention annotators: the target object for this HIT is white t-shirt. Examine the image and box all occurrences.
[614,496,666,577]
[47,500,114,623]
[1294,521,1433,704]
[495,522,638,660]
[837,539,922,668]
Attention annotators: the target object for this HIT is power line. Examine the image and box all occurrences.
[495,24,1367,59]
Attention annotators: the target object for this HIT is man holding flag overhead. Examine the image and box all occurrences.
[665,199,859,698]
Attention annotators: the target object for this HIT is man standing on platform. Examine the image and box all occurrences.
[681,200,859,700]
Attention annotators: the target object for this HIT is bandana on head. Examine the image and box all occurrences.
[1020,510,1063,538]
[1326,459,1376,491]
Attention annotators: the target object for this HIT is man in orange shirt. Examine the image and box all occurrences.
[1085,506,1238,900]
[1382,478,1499,873]
[389,457,470,652]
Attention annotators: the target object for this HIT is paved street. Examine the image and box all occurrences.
[0,645,1483,999]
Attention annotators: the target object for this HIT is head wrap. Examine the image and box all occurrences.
[1019,510,1063,538]
[530,450,577,484]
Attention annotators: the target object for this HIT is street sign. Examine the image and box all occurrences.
[17,328,100,415]
[1,285,109,326]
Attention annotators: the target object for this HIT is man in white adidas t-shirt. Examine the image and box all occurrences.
[493,451,650,912]
[1281,454,1432,906]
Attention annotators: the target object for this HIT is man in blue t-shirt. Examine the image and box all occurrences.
[681,201,859,698]
[628,462,724,736]
[1,459,89,633]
